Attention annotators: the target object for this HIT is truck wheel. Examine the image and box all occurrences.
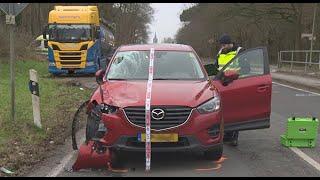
[203,144,223,161]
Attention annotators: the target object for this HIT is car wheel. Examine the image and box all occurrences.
[110,149,126,169]
[203,144,223,161]
[85,114,97,143]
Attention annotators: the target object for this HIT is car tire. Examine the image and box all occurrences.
[85,114,97,143]
[110,149,126,169]
[203,144,223,161]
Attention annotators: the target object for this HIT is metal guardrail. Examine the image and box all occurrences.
[278,50,320,72]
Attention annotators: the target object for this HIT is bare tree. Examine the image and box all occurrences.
[176,3,319,64]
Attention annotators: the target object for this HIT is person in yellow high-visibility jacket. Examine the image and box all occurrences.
[215,34,245,146]
[214,34,245,71]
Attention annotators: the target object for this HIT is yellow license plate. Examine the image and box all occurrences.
[138,133,178,142]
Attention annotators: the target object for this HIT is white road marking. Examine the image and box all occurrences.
[273,81,320,173]
[45,136,85,177]
[46,151,77,177]
[272,81,320,96]
[295,93,320,97]
[290,147,320,172]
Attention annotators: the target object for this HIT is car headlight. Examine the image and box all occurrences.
[100,104,118,114]
[197,96,220,114]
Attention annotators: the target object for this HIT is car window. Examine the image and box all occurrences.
[223,48,264,78]
[106,50,205,80]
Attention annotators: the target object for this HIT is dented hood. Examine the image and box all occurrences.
[92,80,216,108]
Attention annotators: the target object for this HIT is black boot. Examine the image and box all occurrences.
[224,131,239,146]
[230,131,239,146]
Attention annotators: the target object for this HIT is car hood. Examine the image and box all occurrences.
[95,80,216,108]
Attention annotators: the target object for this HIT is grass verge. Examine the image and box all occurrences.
[0,59,91,176]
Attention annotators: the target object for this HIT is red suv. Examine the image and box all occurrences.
[86,44,272,163]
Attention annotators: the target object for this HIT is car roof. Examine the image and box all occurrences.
[117,43,194,52]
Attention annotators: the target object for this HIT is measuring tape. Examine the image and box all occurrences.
[145,48,154,171]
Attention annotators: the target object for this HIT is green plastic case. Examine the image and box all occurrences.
[280,117,319,148]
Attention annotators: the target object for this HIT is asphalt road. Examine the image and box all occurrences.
[27,81,320,177]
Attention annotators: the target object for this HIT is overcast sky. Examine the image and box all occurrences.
[148,3,192,43]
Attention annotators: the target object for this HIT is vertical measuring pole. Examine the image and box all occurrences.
[29,69,42,128]
[145,48,154,171]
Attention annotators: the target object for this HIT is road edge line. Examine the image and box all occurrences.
[46,151,77,177]
[45,136,85,177]
[289,147,320,172]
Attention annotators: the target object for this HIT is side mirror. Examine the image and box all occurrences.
[96,29,101,39]
[44,40,48,48]
[204,64,219,77]
[43,25,48,39]
[95,69,106,85]
[221,70,239,86]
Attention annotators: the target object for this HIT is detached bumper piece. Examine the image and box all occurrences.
[280,117,319,148]
[72,103,111,171]
[72,141,111,171]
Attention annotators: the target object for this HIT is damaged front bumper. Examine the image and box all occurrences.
[72,141,111,171]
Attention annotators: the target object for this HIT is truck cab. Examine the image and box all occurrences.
[43,6,111,75]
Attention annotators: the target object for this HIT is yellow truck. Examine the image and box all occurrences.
[43,6,114,75]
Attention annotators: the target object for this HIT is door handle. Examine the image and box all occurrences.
[257,85,268,92]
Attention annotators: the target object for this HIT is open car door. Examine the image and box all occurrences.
[210,47,272,132]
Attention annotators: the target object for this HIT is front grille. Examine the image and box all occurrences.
[59,52,81,56]
[60,61,81,65]
[58,51,82,67]
[126,137,189,148]
[60,57,81,60]
[124,106,192,130]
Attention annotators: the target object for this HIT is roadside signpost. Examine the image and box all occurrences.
[29,69,42,128]
[0,3,28,121]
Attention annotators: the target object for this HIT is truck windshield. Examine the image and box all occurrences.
[48,24,92,42]
[106,50,205,80]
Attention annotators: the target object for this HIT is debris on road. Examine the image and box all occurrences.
[195,164,222,171]
[0,167,14,174]
[194,155,227,172]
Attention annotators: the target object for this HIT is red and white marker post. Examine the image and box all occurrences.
[145,48,155,171]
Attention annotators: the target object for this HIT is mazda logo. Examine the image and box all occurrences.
[151,108,165,120]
